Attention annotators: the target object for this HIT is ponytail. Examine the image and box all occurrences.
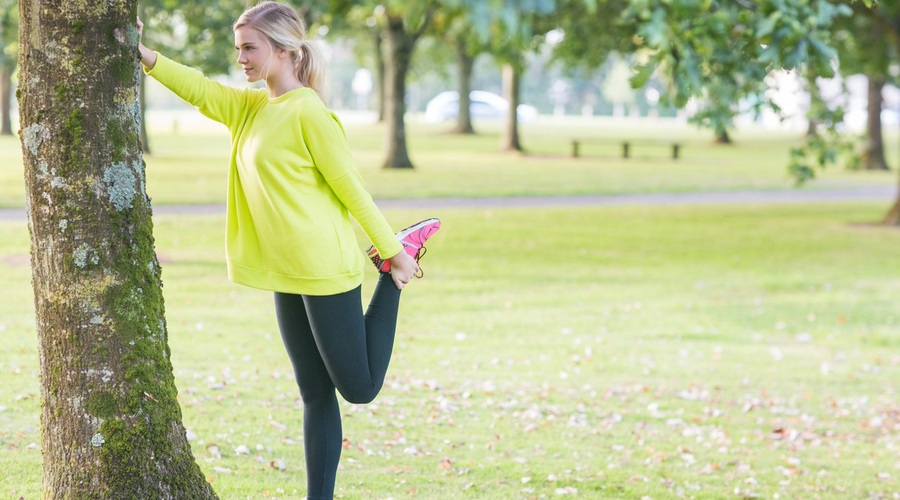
[295,40,326,97]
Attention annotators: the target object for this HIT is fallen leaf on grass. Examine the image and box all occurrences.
[700,463,720,474]
[389,465,408,474]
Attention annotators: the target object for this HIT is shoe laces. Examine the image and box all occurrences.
[412,245,427,278]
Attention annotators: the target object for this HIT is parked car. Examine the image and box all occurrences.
[424,90,539,123]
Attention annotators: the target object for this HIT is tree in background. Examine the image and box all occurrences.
[431,4,484,135]
[320,4,388,119]
[376,2,437,168]
[331,0,437,168]
[834,2,896,171]
[136,0,251,152]
[858,1,900,223]
[624,0,900,225]
[550,0,634,119]
[480,0,561,153]
[18,1,216,495]
[0,0,16,136]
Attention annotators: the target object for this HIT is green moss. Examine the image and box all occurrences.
[54,83,67,102]
[105,120,128,163]
[92,343,109,361]
[62,108,85,176]
[89,201,214,495]
[110,52,134,84]
[86,391,118,419]
[73,20,84,35]
[64,109,84,148]
[48,363,62,395]
[71,46,86,72]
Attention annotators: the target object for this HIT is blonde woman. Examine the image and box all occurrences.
[138,3,440,498]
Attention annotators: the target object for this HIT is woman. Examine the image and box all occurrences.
[137,3,440,498]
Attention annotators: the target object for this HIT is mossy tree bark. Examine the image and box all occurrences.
[17,1,216,497]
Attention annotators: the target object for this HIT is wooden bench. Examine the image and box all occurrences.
[570,139,681,160]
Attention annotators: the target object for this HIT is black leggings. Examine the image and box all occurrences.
[274,273,401,500]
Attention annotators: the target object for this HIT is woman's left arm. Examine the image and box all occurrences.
[302,106,404,266]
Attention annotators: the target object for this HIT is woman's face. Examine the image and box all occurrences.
[234,26,274,83]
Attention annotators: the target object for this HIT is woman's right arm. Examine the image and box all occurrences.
[136,17,254,126]
[137,18,158,69]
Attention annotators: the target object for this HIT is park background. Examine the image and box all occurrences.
[3,1,900,498]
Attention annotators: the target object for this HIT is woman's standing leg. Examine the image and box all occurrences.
[275,293,343,500]
[274,273,401,498]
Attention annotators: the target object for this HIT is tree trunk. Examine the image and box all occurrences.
[806,119,818,137]
[382,15,414,169]
[0,66,12,136]
[372,28,386,123]
[885,141,900,225]
[884,194,900,226]
[501,64,522,152]
[451,39,475,135]
[862,76,889,171]
[140,72,151,154]
[17,2,216,497]
[715,129,731,144]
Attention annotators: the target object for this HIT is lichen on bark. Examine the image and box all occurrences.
[18,1,217,497]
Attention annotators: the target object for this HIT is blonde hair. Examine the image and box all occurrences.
[233,1,325,96]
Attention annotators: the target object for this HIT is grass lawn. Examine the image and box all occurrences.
[2,199,899,498]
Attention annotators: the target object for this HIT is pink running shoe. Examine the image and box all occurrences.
[367,218,441,275]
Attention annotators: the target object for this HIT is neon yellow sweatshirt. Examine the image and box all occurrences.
[145,53,403,295]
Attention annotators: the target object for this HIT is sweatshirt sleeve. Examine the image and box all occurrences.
[301,103,403,260]
[143,52,259,128]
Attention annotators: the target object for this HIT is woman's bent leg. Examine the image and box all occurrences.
[274,292,342,500]
[303,273,401,404]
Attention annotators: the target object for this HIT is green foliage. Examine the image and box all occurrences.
[140,0,278,77]
[550,0,631,69]
[621,0,898,185]
[627,0,850,107]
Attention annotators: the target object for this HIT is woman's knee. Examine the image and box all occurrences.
[337,384,379,405]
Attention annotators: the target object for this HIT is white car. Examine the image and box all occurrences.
[424,90,538,123]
